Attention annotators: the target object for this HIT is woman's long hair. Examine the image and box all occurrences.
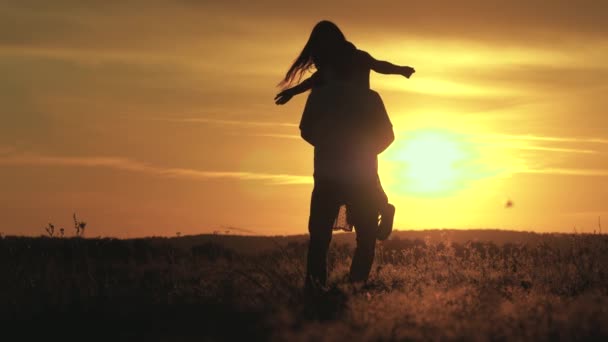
[278,20,347,89]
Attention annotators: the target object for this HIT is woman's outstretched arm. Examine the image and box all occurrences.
[275,72,321,105]
[371,58,416,78]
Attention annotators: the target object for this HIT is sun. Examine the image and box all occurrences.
[382,129,478,196]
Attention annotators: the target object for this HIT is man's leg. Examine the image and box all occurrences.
[349,196,379,283]
[305,182,340,292]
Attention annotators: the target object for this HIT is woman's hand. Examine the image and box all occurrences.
[274,89,294,105]
[401,66,416,79]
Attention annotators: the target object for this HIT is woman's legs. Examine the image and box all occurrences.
[305,182,340,291]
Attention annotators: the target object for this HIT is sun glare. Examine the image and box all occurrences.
[383,129,479,196]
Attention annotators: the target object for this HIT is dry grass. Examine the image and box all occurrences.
[1,231,607,341]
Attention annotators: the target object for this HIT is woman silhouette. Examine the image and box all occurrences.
[276,21,415,291]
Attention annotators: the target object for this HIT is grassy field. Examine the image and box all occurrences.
[1,230,607,341]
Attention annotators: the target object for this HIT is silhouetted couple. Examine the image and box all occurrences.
[275,21,415,292]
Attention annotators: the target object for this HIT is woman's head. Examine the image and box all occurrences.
[307,21,346,59]
[279,20,348,88]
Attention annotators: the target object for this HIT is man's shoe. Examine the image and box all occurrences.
[377,203,395,241]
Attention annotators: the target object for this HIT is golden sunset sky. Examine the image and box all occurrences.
[1,1,607,237]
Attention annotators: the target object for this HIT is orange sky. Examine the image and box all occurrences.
[1,1,607,237]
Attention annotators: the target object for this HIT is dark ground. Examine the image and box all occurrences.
[1,230,607,341]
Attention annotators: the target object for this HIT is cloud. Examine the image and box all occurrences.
[241,133,301,140]
[483,134,608,145]
[471,133,608,155]
[0,154,312,185]
[510,145,597,155]
[0,146,15,155]
[519,168,608,177]
[146,117,298,128]
[4,1,608,66]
